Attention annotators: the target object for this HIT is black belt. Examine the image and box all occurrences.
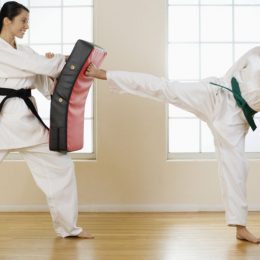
[0,88,49,130]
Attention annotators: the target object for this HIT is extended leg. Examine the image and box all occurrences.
[108,71,218,122]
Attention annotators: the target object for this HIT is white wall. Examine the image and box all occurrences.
[1,0,260,212]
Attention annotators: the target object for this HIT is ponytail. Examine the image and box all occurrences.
[0,12,3,33]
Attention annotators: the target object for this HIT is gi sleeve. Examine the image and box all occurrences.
[34,74,56,100]
[1,45,66,78]
[23,45,66,78]
[224,47,260,79]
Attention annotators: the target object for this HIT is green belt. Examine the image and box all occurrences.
[209,77,257,131]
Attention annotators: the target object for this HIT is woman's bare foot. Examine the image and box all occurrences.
[236,226,260,243]
[77,230,94,239]
[85,63,107,80]
[65,230,94,239]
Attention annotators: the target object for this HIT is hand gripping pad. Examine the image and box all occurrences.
[49,40,107,152]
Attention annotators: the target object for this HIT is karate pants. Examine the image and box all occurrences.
[0,143,82,237]
[107,71,249,226]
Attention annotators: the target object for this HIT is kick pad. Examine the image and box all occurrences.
[49,40,107,152]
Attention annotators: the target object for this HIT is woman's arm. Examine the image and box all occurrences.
[224,47,259,79]
[0,45,66,78]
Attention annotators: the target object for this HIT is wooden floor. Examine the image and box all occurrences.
[0,212,260,260]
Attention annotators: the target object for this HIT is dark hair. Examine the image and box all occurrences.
[0,1,29,32]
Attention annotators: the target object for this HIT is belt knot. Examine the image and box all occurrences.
[209,78,257,131]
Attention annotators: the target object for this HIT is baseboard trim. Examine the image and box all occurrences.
[78,204,225,212]
[0,204,260,212]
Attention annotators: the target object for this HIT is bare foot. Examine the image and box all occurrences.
[85,63,107,80]
[77,230,95,239]
[236,226,260,244]
[65,230,94,239]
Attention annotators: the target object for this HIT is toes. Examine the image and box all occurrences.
[236,234,260,244]
[77,231,94,239]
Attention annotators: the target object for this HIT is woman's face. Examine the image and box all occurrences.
[8,9,29,38]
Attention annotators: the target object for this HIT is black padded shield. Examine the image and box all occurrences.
[49,40,93,151]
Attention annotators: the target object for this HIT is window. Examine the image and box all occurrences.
[168,0,260,156]
[0,0,94,157]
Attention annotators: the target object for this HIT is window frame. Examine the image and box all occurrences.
[3,0,96,160]
[167,0,260,160]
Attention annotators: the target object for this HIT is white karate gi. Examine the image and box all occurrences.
[0,38,82,237]
[106,46,260,226]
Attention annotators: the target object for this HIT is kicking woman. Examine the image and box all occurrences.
[86,45,260,243]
